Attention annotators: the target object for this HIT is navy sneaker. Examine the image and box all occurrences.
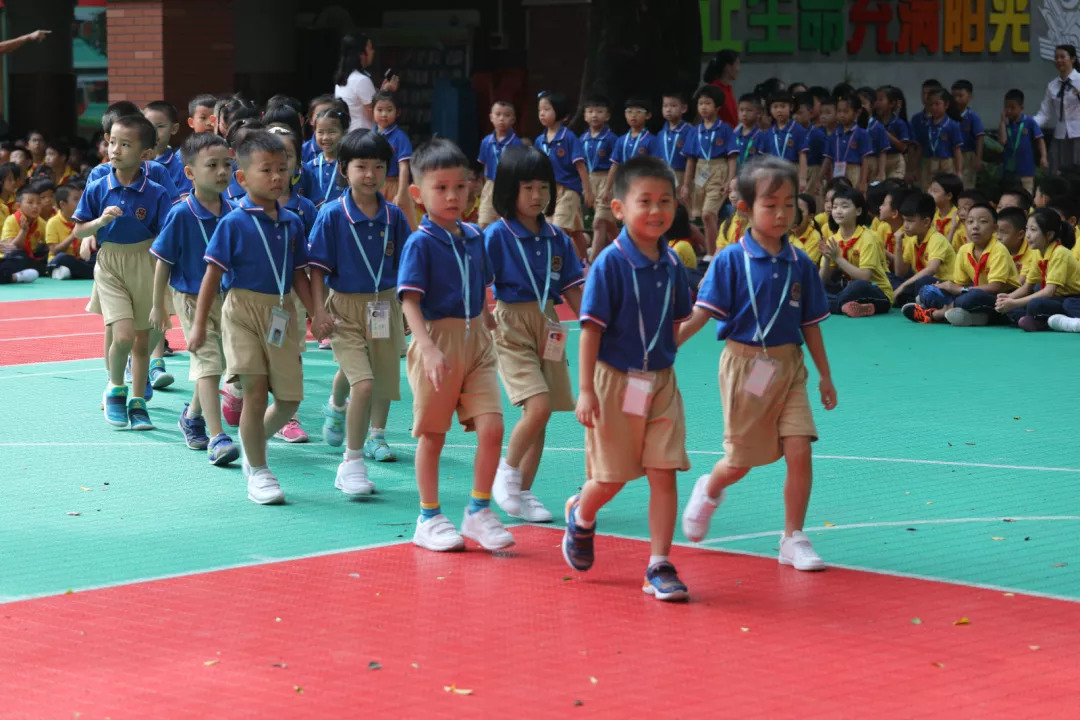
[123,357,153,401]
[561,494,595,571]
[178,404,209,449]
[207,433,240,466]
[149,358,175,389]
[162,338,175,357]
[127,398,154,431]
[103,385,128,427]
[642,561,689,602]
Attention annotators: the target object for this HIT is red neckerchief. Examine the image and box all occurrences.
[837,228,861,260]
[967,246,992,285]
[1038,243,1061,287]
[884,230,896,255]
[15,211,42,256]
[935,209,956,235]
[1011,239,1027,272]
[914,239,929,271]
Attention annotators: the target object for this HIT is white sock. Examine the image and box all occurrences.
[369,426,385,439]
[227,380,244,399]
[345,447,364,460]
[498,457,517,472]
[648,555,669,567]
[329,395,346,412]
[13,269,38,283]
[574,507,595,528]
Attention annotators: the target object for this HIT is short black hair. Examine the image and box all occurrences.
[958,189,987,204]
[55,183,83,204]
[181,132,229,166]
[884,184,910,214]
[262,104,304,139]
[921,78,943,90]
[338,128,394,168]
[1037,175,1071,200]
[307,93,336,116]
[793,92,815,113]
[268,128,303,160]
[967,202,998,222]
[931,173,963,206]
[661,90,687,104]
[999,186,1033,212]
[145,100,178,124]
[808,86,831,103]
[735,156,797,209]
[493,145,556,220]
[29,178,55,194]
[102,100,141,134]
[1047,196,1077,222]
[827,187,870,232]
[111,114,157,151]
[899,192,936,220]
[15,184,40,200]
[411,137,469,184]
[669,204,691,239]
[538,91,572,121]
[226,117,265,148]
[997,206,1028,232]
[819,96,837,109]
[314,102,351,131]
[235,130,286,169]
[737,93,760,105]
[45,139,70,158]
[372,90,398,110]
[624,95,651,113]
[582,95,610,112]
[491,99,516,113]
[835,92,860,110]
[767,92,794,108]
[613,155,676,201]
[188,94,218,117]
[951,79,974,93]
[266,94,303,116]
[692,85,725,109]
[1004,88,1025,105]
[797,192,817,216]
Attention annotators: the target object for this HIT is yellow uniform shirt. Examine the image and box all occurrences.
[716,214,747,253]
[951,222,968,251]
[814,211,829,231]
[0,212,46,259]
[1008,238,1040,280]
[1072,228,1080,262]
[0,194,14,224]
[827,226,894,302]
[792,225,822,265]
[668,238,697,269]
[902,231,955,281]
[953,238,1019,289]
[45,214,79,260]
[870,217,889,240]
[933,206,960,244]
[1021,242,1080,295]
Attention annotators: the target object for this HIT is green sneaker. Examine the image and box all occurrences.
[363,435,396,462]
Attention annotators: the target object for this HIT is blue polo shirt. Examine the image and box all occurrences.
[377,125,413,178]
[308,192,411,294]
[909,111,929,147]
[156,147,191,195]
[761,121,807,163]
[478,131,524,181]
[484,217,584,306]
[800,124,827,166]
[150,193,234,295]
[303,154,346,207]
[89,160,180,200]
[958,109,985,152]
[733,126,762,167]
[283,190,318,238]
[870,115,910,154]
[915,116,963,159]
[866,120,889,155]
[302,136,318,164]
[204,195,309,296]
[536,127,586,194]
[656,121,692,171]
[397,217,492,320]
[1002,114,1042,176]
[695,231,829,347]
[682,120,737,162]
[611,129,657,165]
[226,170,246,202]
[579,229,692,373]
[71,166,172,245]
[580,127,617,173]
[825,125,874,165]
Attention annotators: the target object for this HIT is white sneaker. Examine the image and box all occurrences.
[334,456,374,495]
[51,265,71,280]
[944,307,988,326]
[492,459,522,515]
[779,531,825,571]
[412,514,465,552]
[461,507,515,551]
[513,491,553,522]
[13,268,38,283]
[247,467,285,505]
[1048,314,1080,332]
[681,474,725,542]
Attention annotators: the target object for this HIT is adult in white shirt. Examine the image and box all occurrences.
[333,32,399,131]
[1034,44,1080,175]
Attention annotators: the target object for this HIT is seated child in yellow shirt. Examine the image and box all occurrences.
[791,203,822,265]
[892,191,956,307]
[819,187,893,317]
[996,208,1080,331]
[0,182,47,274]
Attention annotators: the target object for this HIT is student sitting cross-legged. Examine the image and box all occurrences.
[891,191,956,307]
[995,209,1080,331]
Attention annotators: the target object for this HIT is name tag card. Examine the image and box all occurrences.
[267,306,290,348]
[367,300,391,339]
[542,320,567,361]
[694,161,711,189]
[742,357,778,397]
[832,161,848,178]
[622,370,655,417]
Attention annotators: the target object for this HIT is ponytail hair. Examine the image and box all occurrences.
[334,33,372,87]
[1031,207,1076,250]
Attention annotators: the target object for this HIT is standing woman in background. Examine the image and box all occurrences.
[333,33,399,132]
[1034,44,1080,176]
[703,50,741,128]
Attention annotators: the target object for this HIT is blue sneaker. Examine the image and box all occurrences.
[103,385,128,427]
[149,358,174,389]
[123,357,153,401]
[207,433,240,466]
[642,561,689,602]
[322,402,345,447]
[178,404,209,449]
[561,494,595,571]
[363,435,396,462]
[127,398,154,431]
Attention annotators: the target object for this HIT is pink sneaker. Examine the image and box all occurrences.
[220,387,243,427]
[318,337,332,350]
[275,419,309,443]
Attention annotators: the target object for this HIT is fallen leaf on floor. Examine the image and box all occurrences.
[1003,593,1015,597]
[67,512,81,516]
[1003,519,1016,523]
[740,627,750,632]
[932,662,945,668]
[823,521,836,527]
[1052,563,1067,568]
[1013,416,1020,420]
[964,442,975,446]
[926,502,934,505]
[275,617,282,622]
[204,660,219,666]
[368,661,382,670]
[348,573,360,578]
[271,663,287,668]
[911,617,922,625]
[411,663,419,669]
[991,537,1005,541]
[79,486,92,492]
[436,577,445,581]
[65,589,73,595]
[444,685,473,695]
[294,685,303,694]
[589,676,598,685]
[562,576,572,581]
[573,700,584,707]
[1029,645,1040,651]
[953,617,970,626]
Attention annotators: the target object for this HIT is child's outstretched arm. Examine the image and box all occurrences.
[802,324,836,411]
[676,306,711,346]
[562,285,583,317]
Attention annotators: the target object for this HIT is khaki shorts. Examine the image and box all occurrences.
[327,287,403,400]
[804,164,823,210]
[884,153,906,181]
[691,160,730,219]
[88,240,155,330]
[961,151,977,189]
[491,300,574,410]
[719,340,817,468]
[292,291,309,353]
[920,157,956,190]
[841,162,863,186]
[221,288,304,402]
[407,317,502,436]
[588,171,614,223]
[547,185,583,233]
[477,179,498,228]
[585,361,689,484]
[172,289,225,380]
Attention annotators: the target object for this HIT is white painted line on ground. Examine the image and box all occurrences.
[701,516,1080,543]
[0,331,101,342]
[0,313,90,322]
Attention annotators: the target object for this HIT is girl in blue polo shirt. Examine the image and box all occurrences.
[536,91,593,260]
[870,86,911,182]
[303,102,351,208]
[372,90,414,213]
[914,88,964,190]
[486,145,585,524]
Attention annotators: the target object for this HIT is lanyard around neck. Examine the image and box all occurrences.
[317,155,338,204]
[430,222,473,331]
[628,250,672,372]
[700,124,718,163]
[625,130,647,159]
[743,249,792,351]
[345,198,389,290]
[773,124,792,157]
[249,212,289,305]
[510,221,553,313]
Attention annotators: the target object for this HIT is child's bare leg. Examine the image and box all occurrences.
[239,375,269,466]
[705,457,750,497]
[506,393,551,477]
[151,332,165,360]
[197,375,224,437]
[128,329,150,399]
[346,380,374,451]
[107,320,134,386]
[576,479,622,524]
[369,396,391,432]
[570,230,589,260]
[646,468,678,557]
[703,211,719,252]
[331,368,350,407]
[103,325,112,376]
[519,428,545,492]
[415,432,446,505]
[266,398,299,439]
[471,412,504,495]
[781,436,813,537]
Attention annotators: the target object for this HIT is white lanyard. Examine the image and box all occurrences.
[584,132,604,172]
[346,200,389,290]
[431,223,473,332]
[743,249,792,351]
[835,130,850,163]
[628,256,672,372]
[511,224,552,313]
[663,125,682,165]
[625,130,647,159]
[317,155,338,204]
[699,125,717,163]
[250,213,289,305]
[773,123,792,157]
[187,197,212,245]
[928,120,944,155]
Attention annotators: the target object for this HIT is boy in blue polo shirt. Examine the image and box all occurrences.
[603,96,657,195]
[149,132,240,466]
[397,138,513,553]
[88,109,180,201]
[191,131,329,505]
[73,114,173,430]
[144,100,189,195]
[309,129,412,495]
[999,89,1047,193]
[678,156,836,572]
[761,92,807,165]
[657,91,692,181]
[477,100,523,228]
[913,88,965,189]
[372,91,414,212]
[951,80,984,189]
[580,95,617,258]
[799,94,831,207]
[536,91,592,259]
[562,155,693,602]
[821,93,873,192]
[679,85,737,254]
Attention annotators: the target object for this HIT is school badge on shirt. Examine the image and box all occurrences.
[552,255,563,272]
[135,207,147,221]
[556,147,566,157]
[385,240,395,256]
[790,281,802,307]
